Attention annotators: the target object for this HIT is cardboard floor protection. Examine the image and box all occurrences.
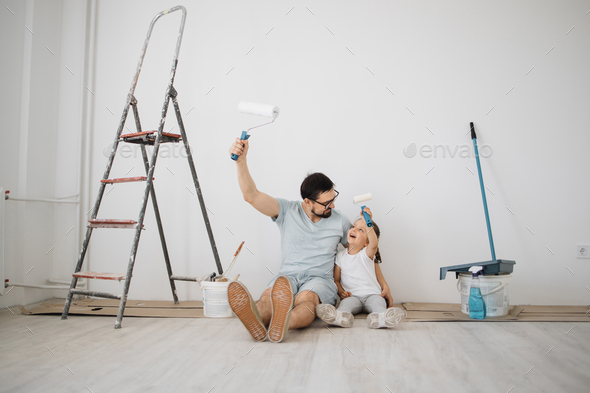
[19,298,590,322]
[401,303,590,322]
[20,298,205,318]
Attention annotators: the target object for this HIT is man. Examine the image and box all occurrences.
[227,138,351,342]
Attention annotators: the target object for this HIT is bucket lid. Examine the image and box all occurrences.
[440,259,515,280]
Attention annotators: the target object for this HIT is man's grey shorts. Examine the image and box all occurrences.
[267,272,338,306]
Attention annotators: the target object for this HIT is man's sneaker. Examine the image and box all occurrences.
[367,307,407,329]
[227,281,267,341]
[315,304,354,328]
[268,276,294,343]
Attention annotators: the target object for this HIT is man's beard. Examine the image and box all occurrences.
[312,206,332,218]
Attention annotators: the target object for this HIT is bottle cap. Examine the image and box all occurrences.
[468,265,484,277]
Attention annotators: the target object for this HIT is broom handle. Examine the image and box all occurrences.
[471,122,496,261]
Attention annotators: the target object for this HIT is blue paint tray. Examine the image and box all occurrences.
[440,259,515,280]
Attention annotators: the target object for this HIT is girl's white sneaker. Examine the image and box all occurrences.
[315,304,354,328]
[367,307,407,329]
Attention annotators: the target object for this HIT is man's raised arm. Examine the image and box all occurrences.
[229,138,280,218]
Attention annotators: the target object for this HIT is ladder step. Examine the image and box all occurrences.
[121,130,182,145]
[73,272,128,281]
[170,275,200,282]
[101,176,154,184]
[88,219,141,229]
[70,289,121,300]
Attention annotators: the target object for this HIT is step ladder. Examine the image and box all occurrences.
[61,6,223,329]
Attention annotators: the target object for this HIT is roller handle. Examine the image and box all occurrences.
[231,131,250,161]
[361,206,373,228]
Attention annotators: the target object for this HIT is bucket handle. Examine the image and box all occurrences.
[457,277,510,297]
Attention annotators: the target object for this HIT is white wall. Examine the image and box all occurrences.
[0,0,86,308]
[85,0,590,305]
[3,0,589,307]
[0,0,27,302]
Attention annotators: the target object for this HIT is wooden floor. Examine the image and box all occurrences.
[1,308,589,393]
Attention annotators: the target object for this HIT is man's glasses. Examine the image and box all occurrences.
[310,190,339,210]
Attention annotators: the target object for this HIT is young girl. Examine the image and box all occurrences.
[316,208,406,328]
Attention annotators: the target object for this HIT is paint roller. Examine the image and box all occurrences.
[230,101,280,161]
[353,193,373,228]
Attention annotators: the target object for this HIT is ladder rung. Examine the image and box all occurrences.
[70,289,121,300]
[122,130,182,139]
[101,176,154,184]
[88,219,140,229]
[73,272,127,281]
[120,131,182,145]
[170,275,199,282]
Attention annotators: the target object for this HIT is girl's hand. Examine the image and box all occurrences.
[361,206,373,219]
[381,287,393,308]
[339,291,352,299]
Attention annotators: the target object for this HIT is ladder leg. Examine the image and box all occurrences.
[114,178,151,328]
[62,102,130,320]
[132,97,178,303]
[63,90,132,321]
[114,190,149,328]
[61,227,93,319]
[115,96,170,329]
[170,91,223,275]
[140,145,179,303]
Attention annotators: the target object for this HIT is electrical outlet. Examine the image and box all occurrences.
[576,244,590,259]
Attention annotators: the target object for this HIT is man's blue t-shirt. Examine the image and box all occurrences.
[271,198,351,277]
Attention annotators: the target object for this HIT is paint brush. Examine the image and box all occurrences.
[216,241,245,281]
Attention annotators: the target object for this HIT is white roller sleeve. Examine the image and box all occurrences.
[238,101,280,119]
[353,193,372,204]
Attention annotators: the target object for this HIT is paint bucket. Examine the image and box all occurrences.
[200,281,234,318]
[457,273,511,317]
